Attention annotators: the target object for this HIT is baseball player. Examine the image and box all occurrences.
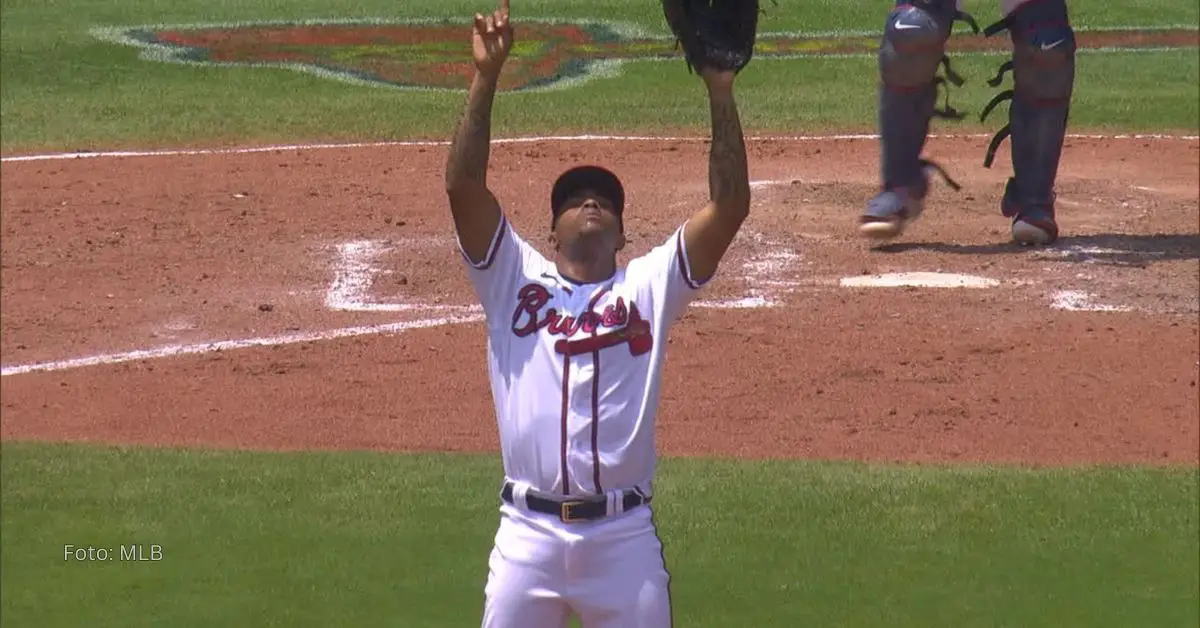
[859,0,1076,246]
[443,1,751,626]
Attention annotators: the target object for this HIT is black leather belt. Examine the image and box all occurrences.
[501,482,650,523]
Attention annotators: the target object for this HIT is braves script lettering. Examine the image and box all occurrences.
[511,283,641,338]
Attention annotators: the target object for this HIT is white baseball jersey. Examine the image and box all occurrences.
[459,213,708,498]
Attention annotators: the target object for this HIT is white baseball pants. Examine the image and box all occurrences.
[481,503,672,628]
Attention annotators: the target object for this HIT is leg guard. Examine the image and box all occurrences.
[980,0,1076,244]
[861,0,977,239]
[877,0,977,190]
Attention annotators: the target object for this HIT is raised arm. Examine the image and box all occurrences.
[681,69,752,284]
[445,0,513,265]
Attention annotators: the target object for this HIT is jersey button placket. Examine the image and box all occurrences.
[561,286,608,499]
[557,288,588,497]
[567,354,595,494]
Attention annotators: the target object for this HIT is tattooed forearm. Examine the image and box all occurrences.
[707,86,750,212]
[446,73,500,191]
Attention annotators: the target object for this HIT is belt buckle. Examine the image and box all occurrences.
[560,500,586,523]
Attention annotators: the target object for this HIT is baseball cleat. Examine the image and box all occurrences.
[859,177,929,241]
[1011,216,1058,246]
[1001,177,1059,246]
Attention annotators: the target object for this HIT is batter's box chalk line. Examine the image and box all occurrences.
[325,238,481,313]
[693,233,805,309]
[1049,290,1134,313]
[1032,244,1170,265]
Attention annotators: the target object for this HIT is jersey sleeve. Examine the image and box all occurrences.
[457,215,541,325]
[626,222,712,324]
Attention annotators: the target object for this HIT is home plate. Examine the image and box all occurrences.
[839,272,1000,289]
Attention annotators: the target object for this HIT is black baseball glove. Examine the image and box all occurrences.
[662,0,767,74]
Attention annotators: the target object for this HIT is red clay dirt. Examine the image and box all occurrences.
[1,135,1198,466]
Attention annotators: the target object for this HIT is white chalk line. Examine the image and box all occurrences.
[326,239,480,314]
[692,296,774,309]
[692,233,805,308]
[0,248,1161,376]
[1032,244,1171,265]
[3,132,1196,163]
[750,179,794,189]
[1050,290,1134,313]
[0,314,483,377]
[326,233,799,311]
[2,237,484,378]
[0,221,1173,377]
[0,231,802,376]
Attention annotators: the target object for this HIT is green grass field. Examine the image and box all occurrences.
[1,0,1198,626]
[2,443,1197,627]
[1,0,1198,151]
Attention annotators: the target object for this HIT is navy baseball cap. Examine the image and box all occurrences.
[550,165,625,229]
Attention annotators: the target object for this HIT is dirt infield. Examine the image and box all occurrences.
[1,135,1197,465]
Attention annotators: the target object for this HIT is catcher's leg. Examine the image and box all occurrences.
[980,0,1076,245]
[860,0,974,241]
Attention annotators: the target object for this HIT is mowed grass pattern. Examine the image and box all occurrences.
[1,443,1197,627]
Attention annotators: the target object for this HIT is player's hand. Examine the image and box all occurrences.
[472,0,513,79]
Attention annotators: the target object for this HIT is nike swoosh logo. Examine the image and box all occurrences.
[1041,38,1065,50]
[894,21,921,30]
